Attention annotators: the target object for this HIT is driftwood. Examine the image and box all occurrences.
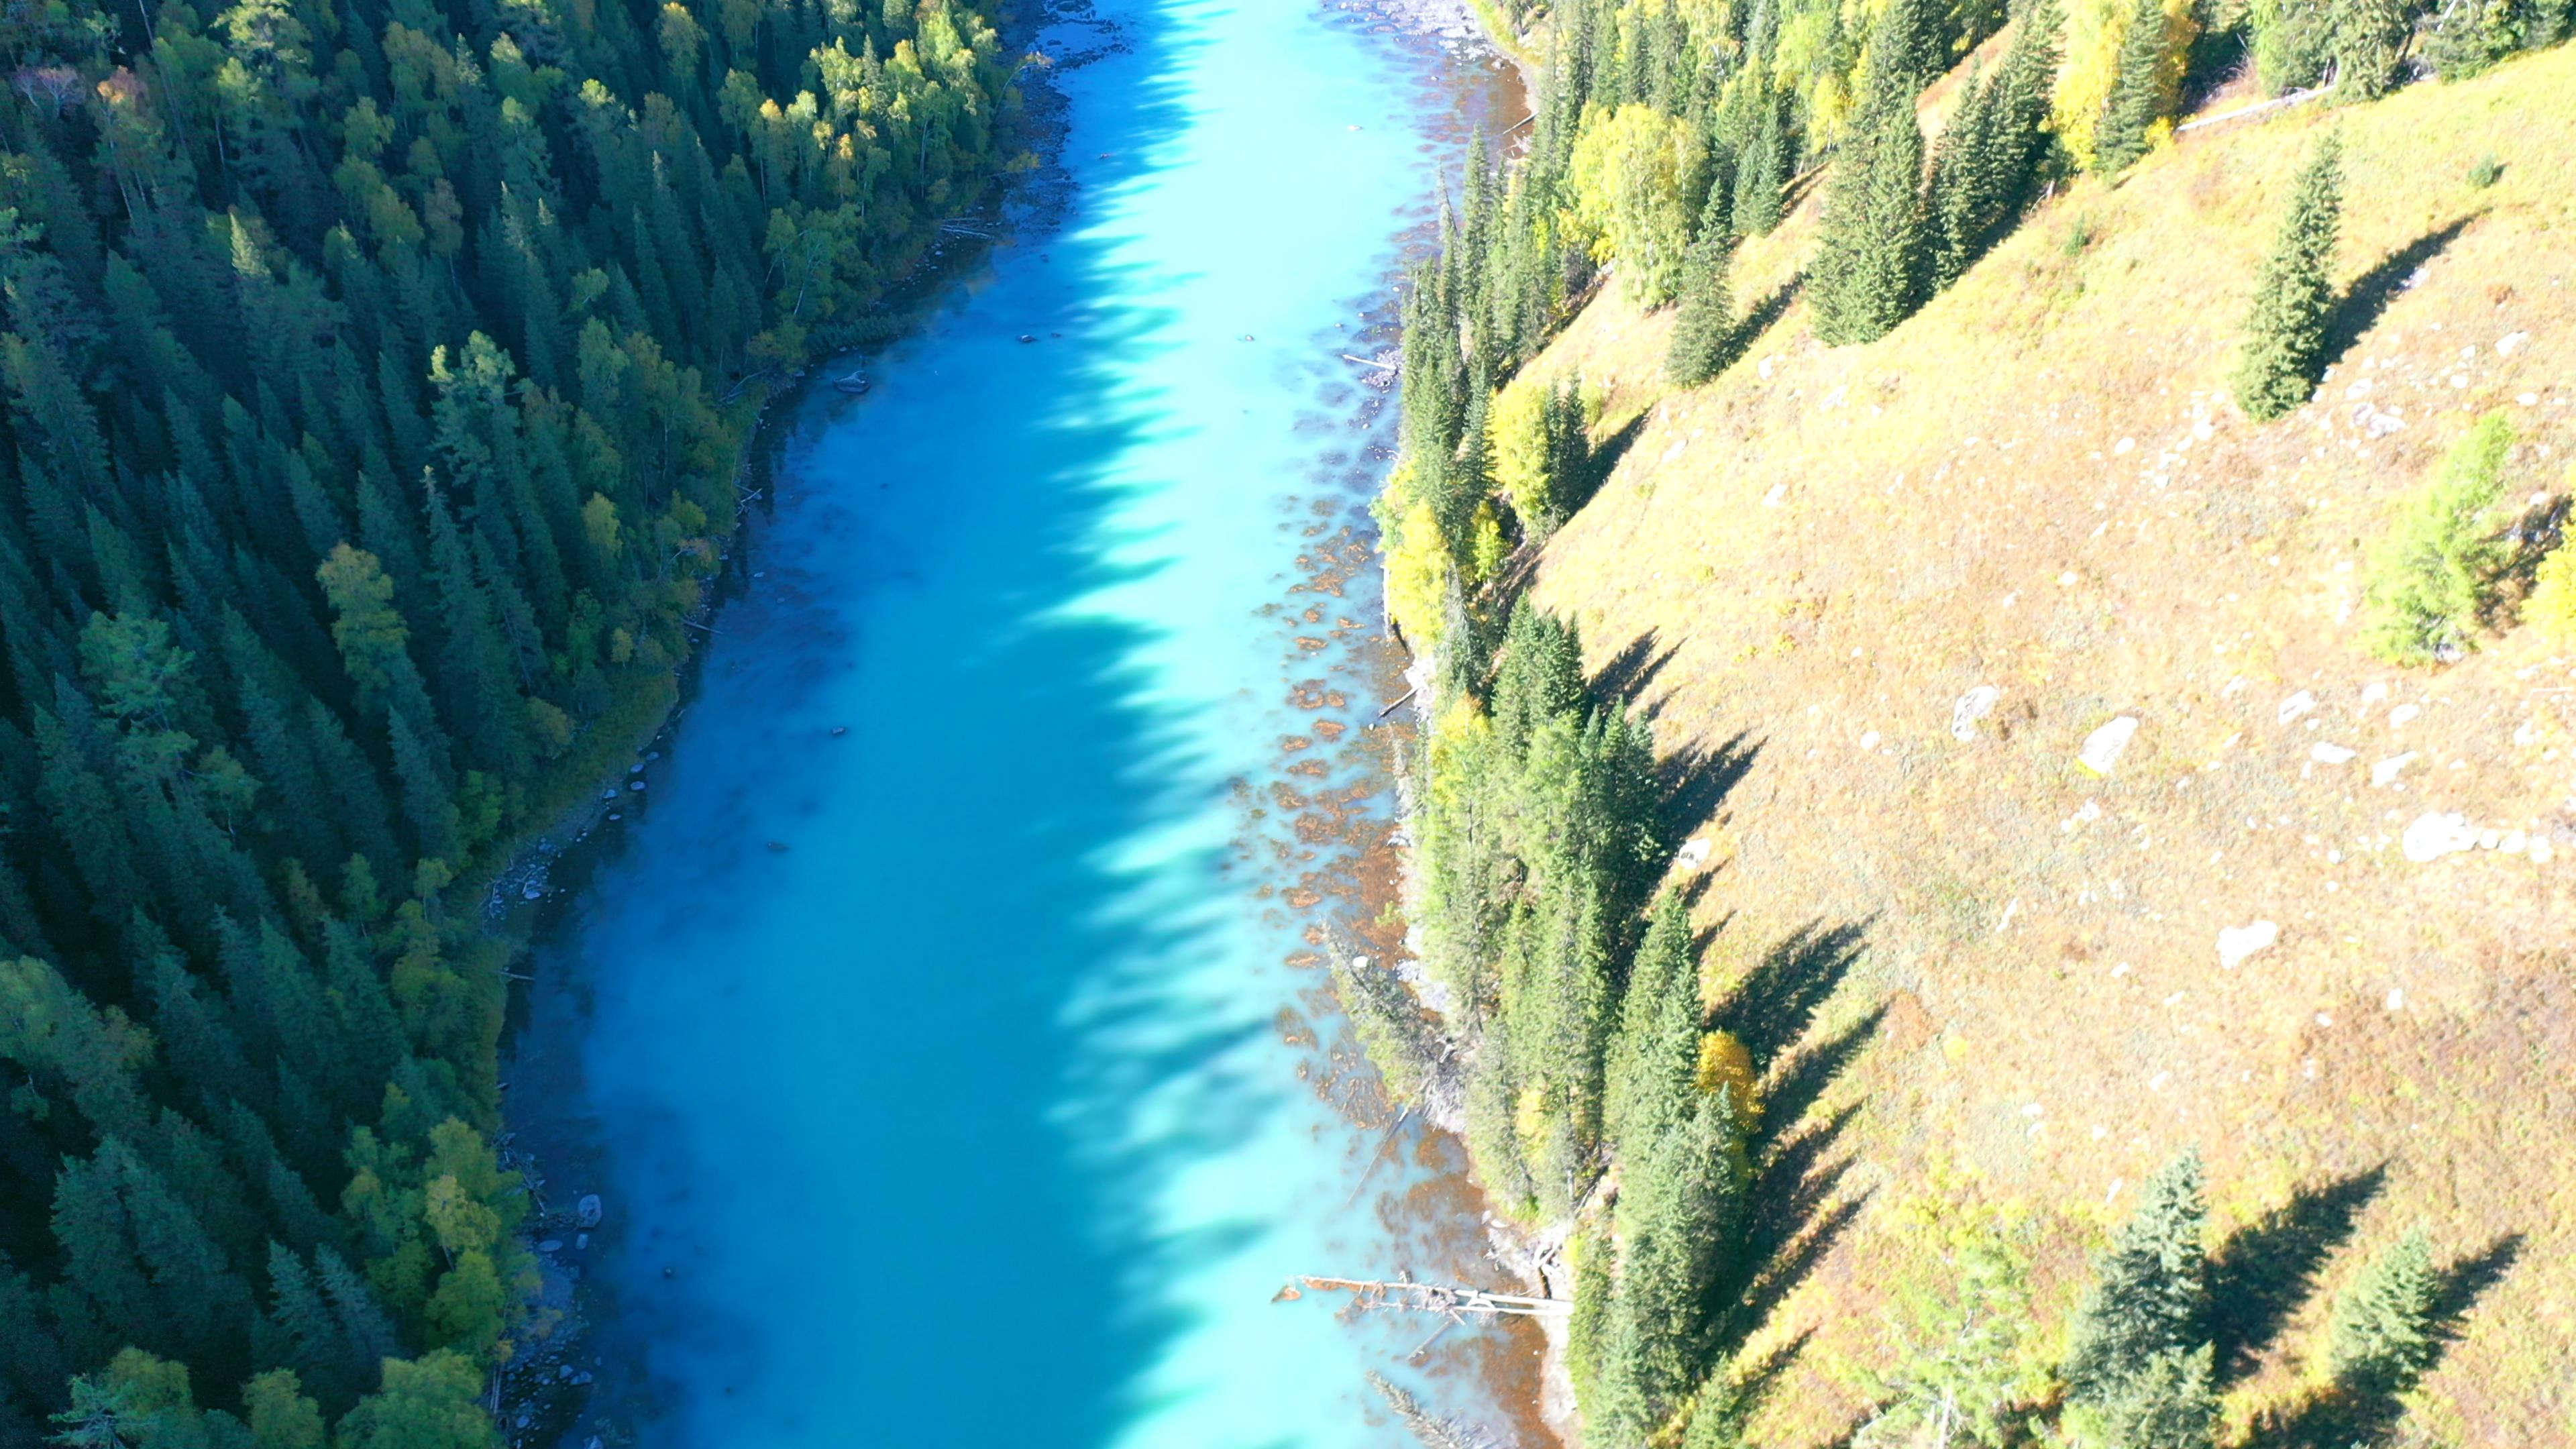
[1377,685,1418,718]
[1291,1275,1572,1318]
[2176,81,2336,133]
[1342,353,1399,372]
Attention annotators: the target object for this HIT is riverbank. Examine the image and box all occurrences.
[476,15,1089,1445]
[494,1,1553,1445]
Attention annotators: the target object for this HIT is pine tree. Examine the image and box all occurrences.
[2327,1228,2440,1396]
[1666,226,1738,386]
[1810,97,1929,345]
[2094,0,2175,174]
[2064,1151,2210,1407]
[1731,91,1787,238]
[2233,130,2344,421]
[2082,1344,2218,1449]
[2330,0,2413,99]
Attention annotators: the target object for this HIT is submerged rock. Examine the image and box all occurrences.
[576,1193,603,1229]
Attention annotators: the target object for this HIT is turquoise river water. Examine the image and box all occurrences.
[506,2,1535,1444]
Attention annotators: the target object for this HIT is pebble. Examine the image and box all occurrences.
[2277,691,2317,724]
[2310,742,2357,764]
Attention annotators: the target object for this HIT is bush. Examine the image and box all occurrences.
[2361,412,2516,663]
[2525,498,2576,641]
[2469,152,2506,187]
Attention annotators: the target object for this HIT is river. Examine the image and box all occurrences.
[502,1,1534,1444]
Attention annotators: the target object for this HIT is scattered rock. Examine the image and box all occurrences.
[2277,691,2317,724]
[576,1193,603,1229]
[1674,837,1712,870]
[2371,752,2416,786]
[2078,716,2139,775]
[2388,704,2421,728]
[2401,812,2477,862]
[2498,330,2530,356]
[2310,742,2357,764]
[1952,684,2001,741]
[2217,920,2279,970]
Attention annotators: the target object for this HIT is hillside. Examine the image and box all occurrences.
[1511,42,2576,1448]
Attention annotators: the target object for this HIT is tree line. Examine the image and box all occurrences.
[0,0,1018,1439]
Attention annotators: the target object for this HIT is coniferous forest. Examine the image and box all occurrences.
[0,0,1016,1437]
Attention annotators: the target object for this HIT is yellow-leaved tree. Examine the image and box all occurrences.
[2053,0,2197,169]
[1568,103,1707,305]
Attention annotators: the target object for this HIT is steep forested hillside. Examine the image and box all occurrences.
[1365,0,2576,1446]
[0,0,1016,1438]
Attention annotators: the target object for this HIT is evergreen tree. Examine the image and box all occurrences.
[2064,1151,2211,1409]
[1731,91,1788,238]
[1810,97,1929,345]
[1666,225,1739,386]
[2233,130,2345,421]
[2094,0,2176,174]
[2327,1228,2441,1396]
[2083,1344,2218,1449]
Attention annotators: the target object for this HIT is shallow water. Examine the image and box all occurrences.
[506,1,1532,1444]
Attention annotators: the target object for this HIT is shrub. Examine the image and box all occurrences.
[2525,493,2576,641]
[2361,412,2516,663]
[2469,152,2506,187]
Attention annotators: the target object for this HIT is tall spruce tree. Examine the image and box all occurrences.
[1732,91,1789,238]
[2094,0,2176,174]
[2233,130,2345,421]
[2327,1228,2442,1396]
[1810,96,1930,345]
[2064,1152,2212,1412]
[1666,225,1739,386]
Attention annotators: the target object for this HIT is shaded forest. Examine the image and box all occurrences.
[0,0,1019,1438]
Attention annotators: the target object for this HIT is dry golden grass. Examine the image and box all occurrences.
[1519,43,2576,1448]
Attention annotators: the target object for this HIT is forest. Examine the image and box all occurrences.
[1363,0,2569,1443]
[0,0,1018,1438]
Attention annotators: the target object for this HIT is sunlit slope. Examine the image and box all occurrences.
[1522,44,2576,1447]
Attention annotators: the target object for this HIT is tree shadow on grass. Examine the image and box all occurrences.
[1758,1003,1886,1152]
[2208,1163,2388,1386]
[2241,1232,2522,1449]
[2324,215,2477,369]
[1703,916,1879,1356]
[1660,731,1762,847]
[1731,273,1803,358]
[1592,627,1679,708]
[1712,917,1870,1072]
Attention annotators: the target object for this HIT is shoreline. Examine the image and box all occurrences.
[480,3,1540,1446]
[478,4,1097,1440]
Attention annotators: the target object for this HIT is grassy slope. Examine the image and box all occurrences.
[1517,45,2576,1448]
